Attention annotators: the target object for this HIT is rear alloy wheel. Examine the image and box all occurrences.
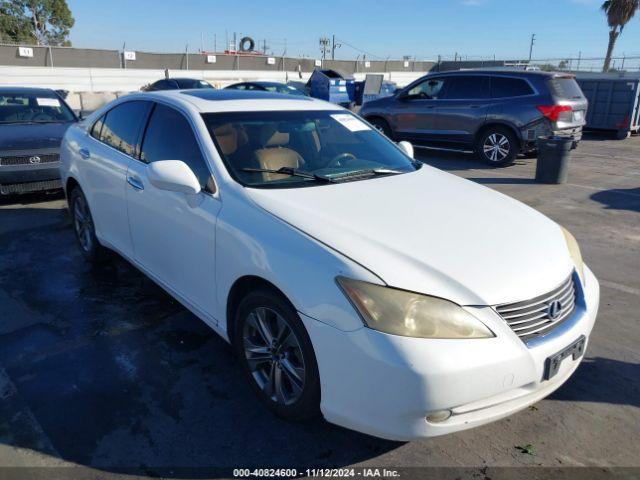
[70,188,108,263]
[476,127,518,166]
[234,289,320,420]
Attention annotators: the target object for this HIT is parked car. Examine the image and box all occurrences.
[142,78,215,91]
[0,87,78,195]
[360,70,588,166]
[225,81,307,96]
[60,89,599,441]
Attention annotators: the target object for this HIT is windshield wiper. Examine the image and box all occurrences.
[241,167,338,184]
[330,168,407,181]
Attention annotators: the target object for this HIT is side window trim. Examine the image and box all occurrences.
[139,101,218,196]
[90,114,105,140]
[137,102,157,163]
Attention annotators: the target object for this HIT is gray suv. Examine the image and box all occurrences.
[359,70,588,166]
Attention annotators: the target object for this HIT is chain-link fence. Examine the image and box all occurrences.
[527,56,640,72]
[2,42,639,74]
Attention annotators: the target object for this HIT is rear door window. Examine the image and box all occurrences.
[491,77,535,98]
[99,101,151,156]
[141,103,213,191]
[441,76,489,99]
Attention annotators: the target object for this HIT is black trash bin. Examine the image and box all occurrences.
[535,136,573,184]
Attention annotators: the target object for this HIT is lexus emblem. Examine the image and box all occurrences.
[547,300,563,321]
[29,156,41,164]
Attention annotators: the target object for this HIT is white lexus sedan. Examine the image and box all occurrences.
[60,89,599,441]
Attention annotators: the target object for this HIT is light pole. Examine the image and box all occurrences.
[528,33,536,62]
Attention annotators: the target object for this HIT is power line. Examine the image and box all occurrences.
[333,36,385,60]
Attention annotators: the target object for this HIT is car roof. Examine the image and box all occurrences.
[0,86,59,95]
[128,89,340,113]
[433,69,567,78]
[157,77,204,82]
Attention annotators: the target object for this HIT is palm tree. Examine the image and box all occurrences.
[601,0,640,72]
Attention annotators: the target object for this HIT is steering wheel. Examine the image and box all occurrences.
[32,112,52,122]
[327,152,356,168]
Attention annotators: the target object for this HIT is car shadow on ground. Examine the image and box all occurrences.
[0,190,65,206]
[0,213,401,477]
[590,188,640,213]
[549,357,640,409]
[415,148,533,172]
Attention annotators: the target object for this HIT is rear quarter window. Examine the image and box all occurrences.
[548,77,585,100]
[491,77,535,98]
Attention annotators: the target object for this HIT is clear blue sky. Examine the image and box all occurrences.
[66,0,640,61]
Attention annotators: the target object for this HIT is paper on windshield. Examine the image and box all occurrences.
[36,97,61,107]
[331,114,370,132]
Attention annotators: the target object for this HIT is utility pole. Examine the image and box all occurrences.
[577,51,582,71]
[200,33,204,52]
[185,43,189,70]
[319,37,330,60]
[331,34,341,60]
[214,34,217,53]
[528,33,536,62]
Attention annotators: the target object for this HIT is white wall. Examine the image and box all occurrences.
[0,66,426,113]
[0,66,424,92]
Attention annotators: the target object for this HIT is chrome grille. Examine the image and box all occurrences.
[0,179,62,194]
[0,153,60,166]
[495,274,576,342]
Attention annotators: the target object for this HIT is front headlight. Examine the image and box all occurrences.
[561,226,585,284]
[336,277,494,339]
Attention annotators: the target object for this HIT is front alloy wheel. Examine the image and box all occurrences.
[234,289,320,420]
[69,187,108,263]
[243,306,306,406]
[73,193,94,253]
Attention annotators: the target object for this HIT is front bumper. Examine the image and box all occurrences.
[302,265,599,441]
[0,163,61,194]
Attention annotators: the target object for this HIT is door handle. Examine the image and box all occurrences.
[79,148,90,159]
[126,175,144,191]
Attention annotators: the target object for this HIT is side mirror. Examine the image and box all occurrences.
[147,160,201,195]
[398,141,414,159]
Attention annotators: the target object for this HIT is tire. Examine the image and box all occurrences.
[69,187,109,263]
[368,117,394,139]
[475,127,519,166]
[616,130,631,140]
[233,288,320,421]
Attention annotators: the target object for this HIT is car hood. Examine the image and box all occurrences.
[0,122,73,151]
[245,166,574,306]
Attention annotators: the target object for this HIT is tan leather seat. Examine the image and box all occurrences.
[254,131,304,181]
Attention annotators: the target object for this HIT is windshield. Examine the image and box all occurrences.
[263,84,306,96]
[203,110,418,188]
[0,91,76,124]
[176,79,214,89]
